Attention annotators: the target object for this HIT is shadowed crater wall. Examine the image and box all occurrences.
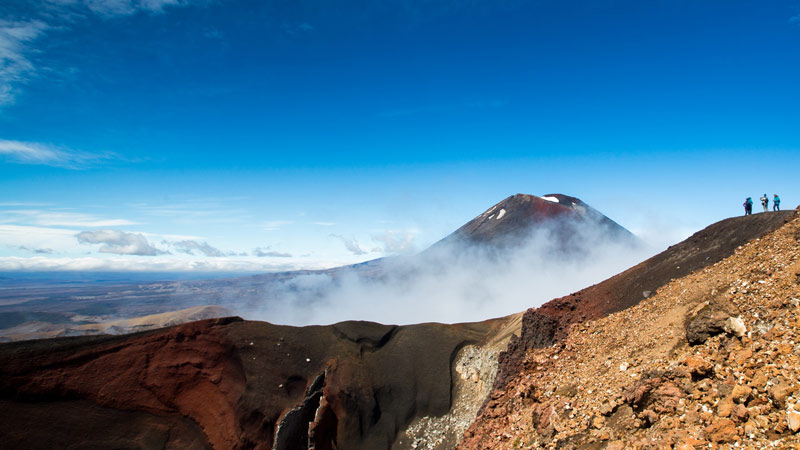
[0,314,510,450]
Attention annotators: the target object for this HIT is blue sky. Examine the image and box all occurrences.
[1,0,799,272]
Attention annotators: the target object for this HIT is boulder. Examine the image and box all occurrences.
[685,298,738,345]
[704,418,737,443]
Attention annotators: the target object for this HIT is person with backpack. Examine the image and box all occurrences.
[774,194,781,211]
[744,197,753,215]
[760,194,769,212]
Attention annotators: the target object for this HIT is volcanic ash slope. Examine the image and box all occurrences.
[459,211,800,450]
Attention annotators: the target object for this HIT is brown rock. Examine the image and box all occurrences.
[788,410,800,433]
[705,417,738,443]
[751,371,769,390]
[731,404,749,423]
[676,437,706,450]
[730,348,753,364]
[717,397,734,417]
[778,343,793,355]
[731,384,752,403]
[640,409,659,426]
[598,401,616,416]
[684,355,713,378]
[770,382,796,407]
[531,403,554,433]
[652,383,683,414]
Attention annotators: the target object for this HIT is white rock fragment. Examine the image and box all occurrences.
[787,410,800,432]
[619,362,629,371]
[725,317,747,337]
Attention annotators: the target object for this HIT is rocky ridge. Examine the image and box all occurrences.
[458,209,800,450]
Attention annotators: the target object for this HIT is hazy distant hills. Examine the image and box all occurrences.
[0,193,635,340]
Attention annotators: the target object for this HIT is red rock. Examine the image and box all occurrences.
[705,418,738,443]
[731,404,749,423]
[685,355,713,377]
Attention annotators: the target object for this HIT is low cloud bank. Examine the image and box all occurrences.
[239,220,655,326]
[76,229,167,256]
[253,247,292,258]
[172,240,225,257]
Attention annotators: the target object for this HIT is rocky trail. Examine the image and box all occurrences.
[459,209,800,450]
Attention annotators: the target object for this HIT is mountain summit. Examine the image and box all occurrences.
[438,193,635,248]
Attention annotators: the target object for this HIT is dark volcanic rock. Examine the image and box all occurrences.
[0,399,210,450]
[685,297,739,345]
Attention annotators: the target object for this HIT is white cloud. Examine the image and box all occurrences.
[244,220,656,327]
[81,0,196,17]
[0,139,113,168]
[76,229,167,255]
[171,239,225,257]
[378,99,507,118]
[263,220,294,231]
[1,208,136,227]
[130,200,249,224]
[14,245,54,254]
[0,202,49,207]
[371,229,417,254]
[0,255,332,272]
[329,234,367,255]
[281,22,316,37]
[203,28,223,39]
[0,19,49,106]
[0,224,80,252]
[253,247,292,258]
[0,1,210,106]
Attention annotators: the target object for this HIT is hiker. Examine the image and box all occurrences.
[760,194,769,212]
[744,197,753,215]
[774,194,781,211]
